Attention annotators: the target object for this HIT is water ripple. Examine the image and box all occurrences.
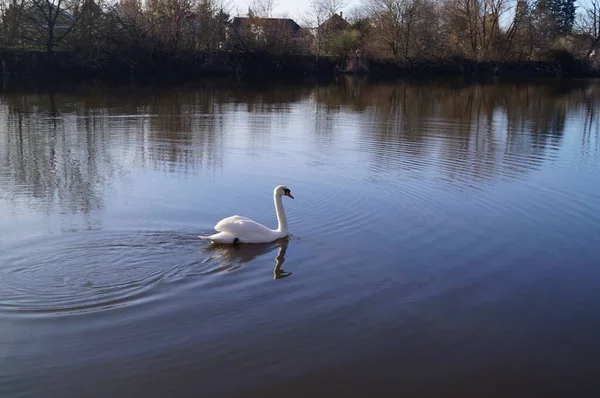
[0,231,201,317]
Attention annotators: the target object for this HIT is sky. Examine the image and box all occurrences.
[227,0,596,31]
[228,0,362,21]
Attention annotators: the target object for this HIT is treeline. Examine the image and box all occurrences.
[0,0,599,79]
[309,0,599,67]
[0,0,230,62]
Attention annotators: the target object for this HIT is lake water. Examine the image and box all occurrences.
[1,77,600,397]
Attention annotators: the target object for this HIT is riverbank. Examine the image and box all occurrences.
[0,49,597,83]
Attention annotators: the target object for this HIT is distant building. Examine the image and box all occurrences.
[309,12,350,55]
[20,3,74,47]
[226,17,303,50]
[318,12,349,34]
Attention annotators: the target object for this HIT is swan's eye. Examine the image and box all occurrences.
[282,188,294,199]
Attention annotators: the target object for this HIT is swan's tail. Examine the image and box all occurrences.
[198,232,237,244]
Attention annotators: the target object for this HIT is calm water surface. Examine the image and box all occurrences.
[1,78,600,397]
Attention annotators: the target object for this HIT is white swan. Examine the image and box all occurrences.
[199,185,294,244]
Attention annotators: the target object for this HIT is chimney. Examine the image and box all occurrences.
[340,11,343,18]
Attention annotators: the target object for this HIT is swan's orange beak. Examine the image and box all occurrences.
[285,192,294,199]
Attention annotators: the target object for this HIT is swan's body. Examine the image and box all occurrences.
[199,185,294,244]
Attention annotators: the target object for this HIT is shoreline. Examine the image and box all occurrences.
[1,49,598,85]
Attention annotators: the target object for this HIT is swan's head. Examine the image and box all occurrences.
[275,185,294,199]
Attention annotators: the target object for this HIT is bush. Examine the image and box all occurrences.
[329,30,360,58]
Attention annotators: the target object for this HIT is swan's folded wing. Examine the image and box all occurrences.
[214,215,272,240]
[214,215,254,231]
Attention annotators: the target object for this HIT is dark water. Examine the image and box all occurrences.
[2,77,600,397]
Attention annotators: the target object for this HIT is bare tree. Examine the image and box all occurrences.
[248,0,276,17]
[22,0,84,62]
[0,0,27,47]
[194,0,232,51]
[576,0,600,59]
[68,0,110,54]
[345,4,370,22]
[106,0,157,51]
[305,0,346,58]
[367,0,434,60]
[443,0,508,61]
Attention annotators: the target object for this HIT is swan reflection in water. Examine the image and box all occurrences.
[202,238,291,279]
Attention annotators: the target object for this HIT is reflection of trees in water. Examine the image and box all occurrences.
[1,79,598,215]
[231,85,312,152]
[312,101,336,153]
[0,94,110,216]
[328,79,595,188]
[581,85,600,164]
[311,84,344,154]
[134,88,226,173]
[0,85,231,215]
[0,83,313,215]
[502,85,567,180]
[354,82,444,180]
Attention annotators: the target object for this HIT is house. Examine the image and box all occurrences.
[309,12,350,55]
[25,3,74,34]
[10,2,75,48]
[318,12,349,33]
[226,16,303,50]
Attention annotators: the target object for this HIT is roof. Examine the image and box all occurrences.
[318,13,349,31]
[231,17,301,33]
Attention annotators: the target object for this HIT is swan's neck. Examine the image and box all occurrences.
[274,194,288,234]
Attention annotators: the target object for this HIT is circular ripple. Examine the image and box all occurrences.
[0,230,200,317]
